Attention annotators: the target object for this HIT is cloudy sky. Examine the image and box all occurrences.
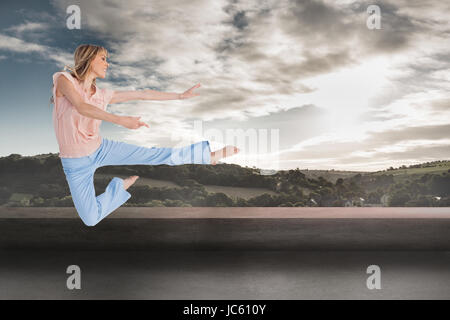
[0,0,449,171]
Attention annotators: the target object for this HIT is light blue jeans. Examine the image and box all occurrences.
[60,138,211,226]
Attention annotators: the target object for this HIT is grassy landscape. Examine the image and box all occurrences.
[298,169,369,184]
[371,161,450,181]
[96,173,279,200]
[0,153,449,207]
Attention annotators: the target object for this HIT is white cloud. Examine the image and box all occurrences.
[0,33,47,53]
[0,33,72,66]
[5,21,50,34]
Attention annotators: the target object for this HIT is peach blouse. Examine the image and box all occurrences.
[52,71,114,158]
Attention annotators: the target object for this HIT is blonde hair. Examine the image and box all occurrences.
[50,44,109,104]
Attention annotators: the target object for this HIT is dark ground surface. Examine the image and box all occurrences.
[2,208,449,299]
[1,250,449,299]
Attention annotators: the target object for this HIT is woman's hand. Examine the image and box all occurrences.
[179,83,201,99]
[118,116,149,129]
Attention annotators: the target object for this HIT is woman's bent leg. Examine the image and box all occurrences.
[61,138,211,226]
[62,162,131,227]
[94,138,211,167]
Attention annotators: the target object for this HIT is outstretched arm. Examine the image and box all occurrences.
[56,76,149,130]
[110,83,201,104]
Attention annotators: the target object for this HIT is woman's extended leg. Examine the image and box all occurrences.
[94,138,212,167]
[94,138,241,167]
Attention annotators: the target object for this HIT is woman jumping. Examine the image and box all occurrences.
[51,44,240,226]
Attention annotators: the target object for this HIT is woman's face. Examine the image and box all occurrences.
[90,50,109,79]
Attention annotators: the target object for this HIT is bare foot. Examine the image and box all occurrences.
[123,175,139,190]
[211,145,240,165]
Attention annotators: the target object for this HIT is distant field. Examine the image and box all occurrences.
[95,173,179,188]
[298,162,450,183]
[370,161,450,181]
[95,173,277,200]
[299,170,368,183]
[201,185,278,200]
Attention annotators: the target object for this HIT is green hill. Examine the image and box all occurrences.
[0,153,448,207]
